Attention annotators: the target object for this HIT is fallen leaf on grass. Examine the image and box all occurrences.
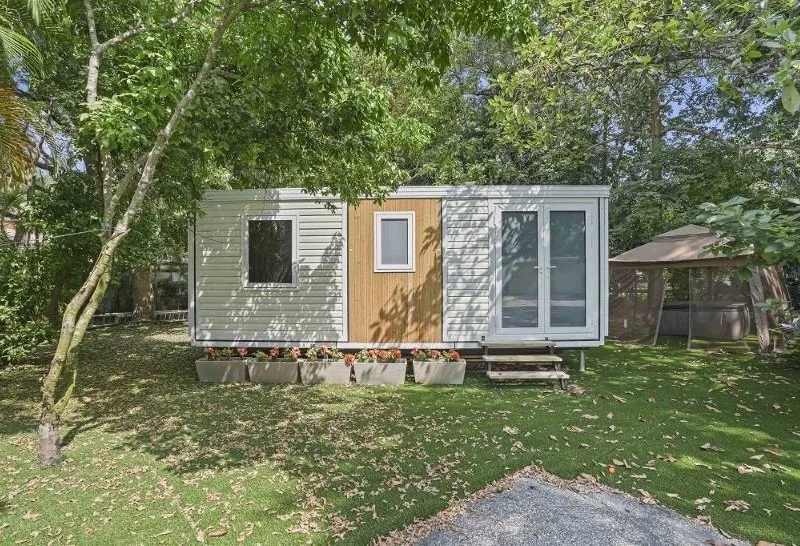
[207,529,228,537]
[582,414,599,420]
[612,395,627,403]
[700,443,724,452]
[568,385,586,395]
[784,503,800,512]
[22,512,41,521]
[725,500,750,512]
[502,426,519,435]
[694,497,712,510]
[737,464,764,474]
[749,454,764,460]
[638,489,658,505]
[736,404,755,413]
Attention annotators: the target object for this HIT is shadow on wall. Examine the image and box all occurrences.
[367,225,443,343]
[194,204,344,343]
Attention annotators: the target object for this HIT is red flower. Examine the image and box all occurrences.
[204,347,216,360]
[269,346,281,359]
[446,350,461,362]
[344,354,355,366]
[429,349,442,360]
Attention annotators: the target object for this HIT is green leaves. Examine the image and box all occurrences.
[699,197,800,266]
[781,83,800,114]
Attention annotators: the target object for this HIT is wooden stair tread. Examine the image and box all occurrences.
[482,354,562,363]
[481,340,555,349]
[487,370,569,380]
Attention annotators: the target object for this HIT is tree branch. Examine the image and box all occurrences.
[665,124,800,153]
[96,0,207,54]
[115,2,244,235]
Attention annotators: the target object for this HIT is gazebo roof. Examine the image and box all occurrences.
[610,224,751,268]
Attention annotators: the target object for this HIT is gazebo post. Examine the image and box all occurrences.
[686,268,694,350]
[652,268,667,346]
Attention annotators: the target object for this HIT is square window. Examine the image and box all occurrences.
[243,216,297,287]
[374,212,415,272]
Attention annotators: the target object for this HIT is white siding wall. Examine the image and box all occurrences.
[443,198,491,342]
[192,195,345,344]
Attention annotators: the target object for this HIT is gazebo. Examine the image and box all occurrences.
[609,225,789,351]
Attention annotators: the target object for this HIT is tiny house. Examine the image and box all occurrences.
[189,185,609,349]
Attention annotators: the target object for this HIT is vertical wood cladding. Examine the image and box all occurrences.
[348,199,442,343]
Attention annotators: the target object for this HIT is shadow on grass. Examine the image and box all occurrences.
[2,324,798,544]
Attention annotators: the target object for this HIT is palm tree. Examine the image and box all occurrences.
[0,1,57,188]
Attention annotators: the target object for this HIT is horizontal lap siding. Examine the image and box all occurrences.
[443,198,491,342]
[194,198,344,343]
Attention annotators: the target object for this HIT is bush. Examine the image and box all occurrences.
[0,244,52,365]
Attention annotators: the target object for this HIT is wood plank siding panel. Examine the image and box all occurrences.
[348,199,443,343]
[194,198,345,342]
[443,198,491,342]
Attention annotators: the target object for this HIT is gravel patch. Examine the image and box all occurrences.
[380,468,748,546]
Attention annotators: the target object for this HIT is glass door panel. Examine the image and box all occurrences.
[500,211,540,329]
[549,210,587,327]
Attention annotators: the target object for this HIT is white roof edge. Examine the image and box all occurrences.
[203,185,611,201]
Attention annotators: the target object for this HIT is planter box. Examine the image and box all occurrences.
[247,360,299,384]
[299,360,351,384]
[195,358,247,383]
[412,360,466,385]
[354,360,406,385]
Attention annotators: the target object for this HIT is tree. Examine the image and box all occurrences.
[489,0,799,252]
[33,0,531,465]
[699,196,800,267]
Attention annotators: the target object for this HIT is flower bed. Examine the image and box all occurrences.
[195,347,247,383]
[299,345,351,384]
[410,349,466,385]
[247,347,300,384]
[353,349,406,385]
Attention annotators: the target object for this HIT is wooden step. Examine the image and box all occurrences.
[482,355,562,363]
[486,370,569,381]
[481,340,555,349]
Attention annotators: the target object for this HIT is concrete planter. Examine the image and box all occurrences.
[195,358,247,383]
[354,360,406,385]
[299,360,351,384]
[247,359,299,384]
[412,360,466,384]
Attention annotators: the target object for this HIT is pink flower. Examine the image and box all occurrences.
[429,350,442,360]
[344,354,355,366]
[236,347,248,358]
[269,346,281,359]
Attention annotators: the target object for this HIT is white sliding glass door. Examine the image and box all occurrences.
[494,201,598,338]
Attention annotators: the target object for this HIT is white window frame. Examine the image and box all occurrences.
[374,211,415,272]
[241,214,299,288]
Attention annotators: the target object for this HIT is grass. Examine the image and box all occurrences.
[1,324,798,545]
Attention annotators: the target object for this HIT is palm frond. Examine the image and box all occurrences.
[0,24,42,76]
[0,87,35,188]
[27,0,58,25]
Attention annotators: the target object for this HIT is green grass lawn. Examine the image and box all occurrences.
[1,325,798,544]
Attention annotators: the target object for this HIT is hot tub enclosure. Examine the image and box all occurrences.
[189,185,610,349]
[609,225,790,351]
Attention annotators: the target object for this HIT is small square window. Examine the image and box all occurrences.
[243,215,298,287]
[374,212,415,272]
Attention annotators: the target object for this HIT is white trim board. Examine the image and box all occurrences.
[203,185,611,203]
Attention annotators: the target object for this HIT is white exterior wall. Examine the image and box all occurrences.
[442,198,492,342]
[191,191,345,345]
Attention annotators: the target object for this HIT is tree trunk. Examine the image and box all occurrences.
[132,267,155,320]
[38,2,243,465]
[748,265,771,353]
[649,82,663,182]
